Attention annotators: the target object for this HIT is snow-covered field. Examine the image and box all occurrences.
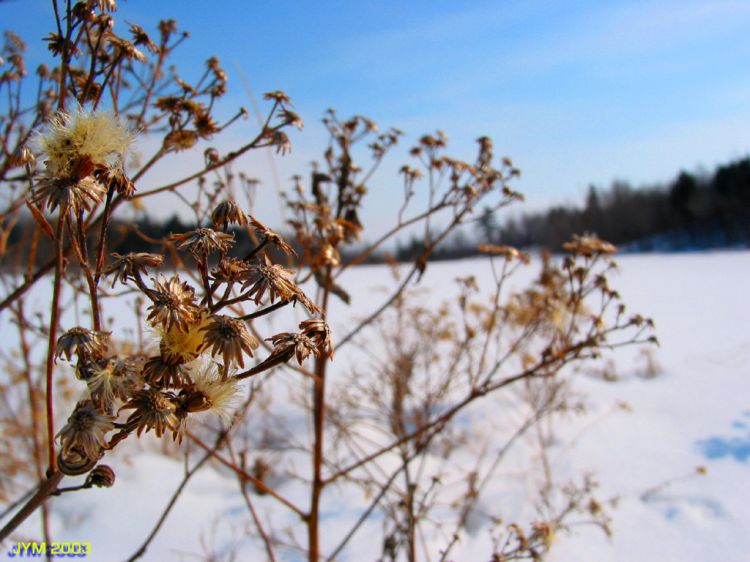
[4,250,749,561]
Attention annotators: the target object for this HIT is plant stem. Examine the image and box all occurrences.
[0,471,63,542]
[44,216,65,472]
[308,266,332,561]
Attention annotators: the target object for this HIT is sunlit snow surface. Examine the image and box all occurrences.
[4,251,749,562]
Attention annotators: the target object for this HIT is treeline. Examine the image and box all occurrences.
[479,157,750,253]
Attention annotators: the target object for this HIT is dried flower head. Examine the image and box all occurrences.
[101,166,136,197]
[158,310,211,365]
[85,464,116,488]
[249,215,296,256]
[263,90,292,104]
[105,252,164,287]
[562,234,617,257]
[146,275,198,332]
[211,257,251,284]
[244,256,320,314]
[37,108,132,179]
[56,327,110,362]
[180,361,241,420]
[169,227,234,258]
[31,175,107,215]
[121,388,180,438]
[299,318,334,358]
[237,331,317,379]
[57,400,114,461]
[478,244,530,263]
[243,257,298,305]
[268,332,316,366]
[211,200,248,229]
[142,355,186,388]
[201,315,259,368]
[86,357,141,408]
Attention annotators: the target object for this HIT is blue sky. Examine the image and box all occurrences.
[4,0,750,233]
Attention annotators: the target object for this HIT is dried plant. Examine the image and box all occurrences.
[0,3,654,561]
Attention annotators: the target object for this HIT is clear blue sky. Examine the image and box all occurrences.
[4,0,750,233]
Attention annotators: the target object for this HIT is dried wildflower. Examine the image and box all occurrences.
[279,108,303,130]
[86,465,116,488]
[237,331,316,379]
[129,23,158,54]
[478,244,530,263]
[100,166,135,197]
[201,315,259,368]
[249,215,296,256]
[37,108,132,179]
[263,90,291,104]
[180,361,240,419]
[158,310,211,365]
[267,332,316,366]
[86,357,141,407]
[562,234,617,257]
[56,327,110,362]
[57,400,114,461]
[194,109,220,138]
[170,227,234,258]
[31,175,107,215]
[299,318,334,358]
[211,257,251,284]
[164,129,198,152]
[212,200,248,229]
[243,257,298,305]
[270,131,291,155]
[121,388,180,438]
[105,252,163,287]
[142,355,186,388]
[107,35,145,62]
[146,275,198,332]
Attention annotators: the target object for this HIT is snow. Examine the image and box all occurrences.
[2,250,749,561]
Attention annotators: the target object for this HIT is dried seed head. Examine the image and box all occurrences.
[211,257,251,284]
[87,356,142,408]
[86,464,116,488]
[101,166,135,197]
[249,215,296,256]
[57,400,114,461]
[211,200,248,230]
[299,318,334,358]
[562,234,617,257]
[107,35,145,62]
[201,315,259,368]
[263,90,292,104]
[158,311,211,366]
[169,227,234,258]
[164,129,198,152]
[477,244,530,263]
[267,332,316,366]
[105,252,164,287]
[182,361,241,420]
[128,23,158,54]
[31,175,107,215]
[56,327,110,362]
[37,108,132,179]
[121,388,180,438]
[193,109,220,138]
[146,275,198,332]
[142,355,186,388]
[243,257,298,305]
[243,256,320,314]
